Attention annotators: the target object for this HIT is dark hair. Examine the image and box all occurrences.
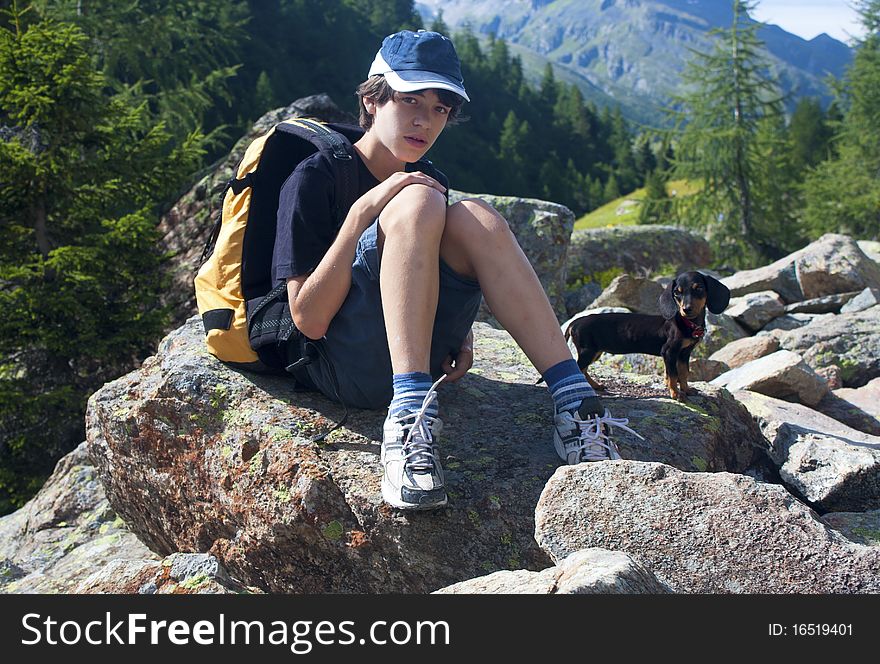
[355,75,466,130]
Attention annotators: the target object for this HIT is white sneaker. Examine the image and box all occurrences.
[381,375,447,509]
[553,403,644,464]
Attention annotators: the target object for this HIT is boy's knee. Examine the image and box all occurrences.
[381,184,447,235]
[386,184,446,216]
[447,198,511,239]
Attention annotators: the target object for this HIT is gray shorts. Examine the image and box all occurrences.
[303,219,483,409]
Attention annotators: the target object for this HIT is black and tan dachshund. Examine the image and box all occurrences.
[564,271,730,401]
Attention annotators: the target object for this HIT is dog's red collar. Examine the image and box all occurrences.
[677,314,705,339]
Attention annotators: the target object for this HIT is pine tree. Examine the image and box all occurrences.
[639,170,672,224]
[788,97,833,176]
[34,0,247,141]
[802,0,880,239]
[428,9,450,35]
[498,110,530,194]
[254,70,276,116]
[634,136,657,181]
[0,3,204,512]
[603,175,621,202]
[668,0,786,266]
[752,114,804,256]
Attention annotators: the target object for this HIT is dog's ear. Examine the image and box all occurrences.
[702,273,731,314]
[658,278,678,320]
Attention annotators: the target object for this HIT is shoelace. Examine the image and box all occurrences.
[576,408,645,461]
[400,374,446,472]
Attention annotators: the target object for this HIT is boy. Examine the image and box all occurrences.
[270,30,639,510]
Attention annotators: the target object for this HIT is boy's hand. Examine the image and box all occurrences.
[441,329,474,382]
[350,170,446,228]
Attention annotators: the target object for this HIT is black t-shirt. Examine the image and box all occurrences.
[272,150,381,286]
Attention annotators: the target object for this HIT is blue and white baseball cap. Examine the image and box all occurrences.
[368,30,469,102]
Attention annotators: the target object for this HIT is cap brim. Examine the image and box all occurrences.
[382,69,470,102]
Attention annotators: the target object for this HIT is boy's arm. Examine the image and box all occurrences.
[288,170,447,340]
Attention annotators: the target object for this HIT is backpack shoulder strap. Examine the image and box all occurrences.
[282,118,361,227]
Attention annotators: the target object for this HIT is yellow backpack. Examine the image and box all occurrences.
[194,118,362,370]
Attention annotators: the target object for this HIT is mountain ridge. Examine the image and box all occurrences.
[417,0,852,122]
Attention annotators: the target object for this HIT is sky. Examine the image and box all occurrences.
[751,0,865,43]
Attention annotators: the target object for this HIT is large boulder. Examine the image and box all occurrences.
[826,378,880,432]
[721,233,880,304]
[773,305,880,387]
[733,390,880,512]
[75,552,256,594]
[710,350,829,407]
[433,548,671,594]
[86,317,766,593]
[566,225,712,288]
[840,287,880,314]
[449,192,574,321]
[858,240,880,264]
[761,312,836,333]
[725,290,786,332]
[535,462,880,593]
[814,378,880,437]
[709,335,779,370]
[0,443,157,593]
[584,274,664,315]
[693,312,750,358]
[785,292,860,315]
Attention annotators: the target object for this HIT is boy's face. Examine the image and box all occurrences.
[364,89,452,163]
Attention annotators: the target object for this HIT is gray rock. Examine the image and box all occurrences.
[722,234,880,304]
[858,240,880,265]
[821,510,880,546]
[450,192,574,322]
[709,335,779,370]
[564,282,603,318]
[774,305,880,387]
[725,290,785,332]
[733,390,880,511]
[76,553,255,594]
[0,442,157,593]
[586,274,664,315]
[569,372,765,473]
[534,461,880,593]
[693,312,750,359]
[85,317,765,593]
[815,365,844,391]
[588,351,664,379]
[566,225,711,289]
[840,287,880,314]
[814,378,880,436]
[832,378,880,425]
[761,312,835,332]
[785,292,860,315]
[433,548,672,594]
[711,350,829,407]
[687,358,728,382]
